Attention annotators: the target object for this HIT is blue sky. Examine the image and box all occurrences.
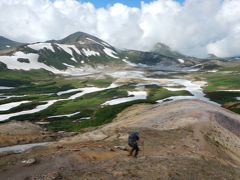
[78,0,185,8]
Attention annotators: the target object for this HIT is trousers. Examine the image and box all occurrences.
[130,143,139,157]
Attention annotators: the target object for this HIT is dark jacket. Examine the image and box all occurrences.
[128,132,139,147]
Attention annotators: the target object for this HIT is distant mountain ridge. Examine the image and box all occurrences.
[0,36,24,50]
[152,42,186,58]
[0,32,198,75]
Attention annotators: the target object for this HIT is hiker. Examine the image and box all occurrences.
[128,130,140,158]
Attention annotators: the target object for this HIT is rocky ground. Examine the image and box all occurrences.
[0,121,78,147]
[0,99,240,179]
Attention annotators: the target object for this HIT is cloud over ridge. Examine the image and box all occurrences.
[0,0,239,58]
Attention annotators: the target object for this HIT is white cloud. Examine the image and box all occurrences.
[0,0,240,58]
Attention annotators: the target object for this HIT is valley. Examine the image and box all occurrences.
[0,32,240,179]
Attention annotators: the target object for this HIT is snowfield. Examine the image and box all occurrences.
[0,52,62,73]
[0,101,30,111]
[160,79,219,106]
[102,91,147,106]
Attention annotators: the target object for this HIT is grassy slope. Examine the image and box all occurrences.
[204,73,240,91]
[46,86,190,132]
[0,69,114,95]
[0,69,193,132]
[1,78,191,131]
[198,65,240,114]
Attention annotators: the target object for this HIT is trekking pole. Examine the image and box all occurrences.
[142,141,144,156]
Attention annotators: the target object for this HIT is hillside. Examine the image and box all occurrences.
[0,36,24,50]
[0,32,200,76]
[0,32,124,75]
[0,99,240,179]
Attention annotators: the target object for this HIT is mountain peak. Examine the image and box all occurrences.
[207,53,219,59]
[56,31,107,45]
[152,42,186,58]
[153,42,171,51]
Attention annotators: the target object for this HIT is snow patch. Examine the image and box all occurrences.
[218,90,240,92]
[48,112,80,118]
[0,83,118,121]
[122,59,137,67]
[187,68,200,72]
[0,99,61,122]
[178,59,184,64]
[63,65,104,76]
[103,48,119,59]
[68,83,118,100]
[161,79,219,106]
[35,122,50,125]
[236,97,240,100]
[63,63,75,68]
[157,96,197,103]
[82,48,100,56]
[28,43,55,52]
[69,57,77,62]
[57,88,82,96]
[0,51,61,73]
[56,43,81,56]
[0,101,30,111]
[0,142,50,154]
[207,70,218,73]
[78,41,85,44]
[0,86,14,90]
[80,117,91,120]
[109,71,145,78]
[102,91,147,106]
